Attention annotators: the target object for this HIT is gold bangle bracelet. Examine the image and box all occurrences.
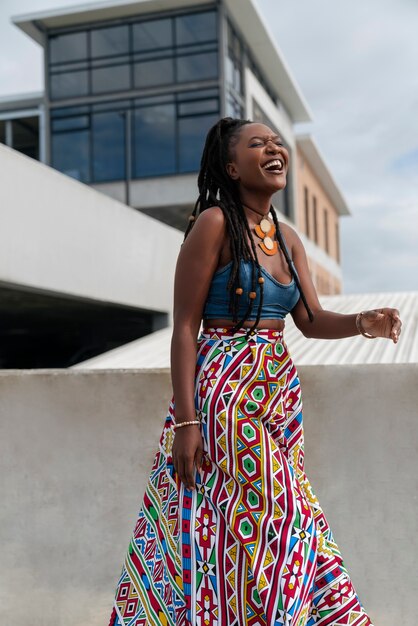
[172,419,201,430]
[355,311,376,339]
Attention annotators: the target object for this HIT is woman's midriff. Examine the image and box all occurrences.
[202,318,285,331]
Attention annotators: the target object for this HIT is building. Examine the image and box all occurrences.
[0,0,350,368]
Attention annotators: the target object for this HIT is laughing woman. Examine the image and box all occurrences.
[109,117,402,626]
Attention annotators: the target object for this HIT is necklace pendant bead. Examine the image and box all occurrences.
[260,218,272,233]
[258,276,265,284]
[235,287,243,295]
[263,236,274,250]
[260,240,279,256]
[249,291,257,300]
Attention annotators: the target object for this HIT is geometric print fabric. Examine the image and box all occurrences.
[108,327,375,626]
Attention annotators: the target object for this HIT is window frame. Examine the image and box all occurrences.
[47,7,219,101]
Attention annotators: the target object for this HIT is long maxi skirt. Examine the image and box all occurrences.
[108,327,375,626]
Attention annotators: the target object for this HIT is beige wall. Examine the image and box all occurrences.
[1,364,417,626]
[296,147,342,294]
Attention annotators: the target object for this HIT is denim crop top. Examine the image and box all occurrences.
[203,252,300,321]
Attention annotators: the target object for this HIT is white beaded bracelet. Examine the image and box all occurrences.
[172,419,201,430]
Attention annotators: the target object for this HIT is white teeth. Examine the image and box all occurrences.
[263,159,284,171]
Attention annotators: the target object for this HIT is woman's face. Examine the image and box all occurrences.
[226,122,289,194]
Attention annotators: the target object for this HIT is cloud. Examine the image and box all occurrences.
[258,0,418,293]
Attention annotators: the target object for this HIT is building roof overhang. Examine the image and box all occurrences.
[12,0,312,123]
[0,91,44,115]
[296,133,351,217]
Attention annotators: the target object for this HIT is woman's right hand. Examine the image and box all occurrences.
[172,425,204,491]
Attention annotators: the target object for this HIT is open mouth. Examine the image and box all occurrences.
[262,158,285,174]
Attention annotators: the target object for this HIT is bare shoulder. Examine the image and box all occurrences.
[278,221,301,255]
[194,206,226,230]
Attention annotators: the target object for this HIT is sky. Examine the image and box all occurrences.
[1,0,417,294]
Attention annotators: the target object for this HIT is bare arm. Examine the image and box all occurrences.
[286,225,401,342]
[170,206,226,490]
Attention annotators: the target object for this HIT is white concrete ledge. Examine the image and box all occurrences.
[0,144,182,313]
[1,364,416,625]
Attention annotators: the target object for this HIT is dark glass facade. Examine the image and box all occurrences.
[47,7,285,194]
[48,10,218,100]
[49,8,220,182]
[51,89,219,182]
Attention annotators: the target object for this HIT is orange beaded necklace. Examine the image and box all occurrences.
[242,203,279,256]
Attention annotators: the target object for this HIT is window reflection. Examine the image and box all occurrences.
[92,111,125,181]
[134,104,176,177]
[50,71,89,100]
[47,9,220,182]
[179,113,218,173]
[175,11,217,45]
[91,25,129,58]
[176,52,218,83]
[48,9,218,100]
[92,64,131,94]
[51,89,219,182]
[49,31,88,64]
[133,19,172,51]
[134,58,174,88]
[52,129,90,182]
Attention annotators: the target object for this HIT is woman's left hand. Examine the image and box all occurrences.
[360,308,402,343]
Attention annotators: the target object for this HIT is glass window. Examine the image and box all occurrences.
[178,113,218,173]
[11,117,39,160]
[177,88,218,101]
[49,32,88,64]
[176,52,218,82]
[133,18,172,51]
[134,58,174,88]
[226,93,243,118]
[52,129,90,182]
[92,100,130,113]
[175,11,217,45]
[226,56,242,93]
[304,187,310,237]
[91,25,129,58]
[50,70,89,100]
[91,64,131,94]
[324,208,329,253]
[92,111,126,181]
[133,104,175,177]
[313,196,318,243]
[51,105,89,117]
[178,98,218,116]
[335,222,340,263]
[52,115,89,132]
[134,94,173,106]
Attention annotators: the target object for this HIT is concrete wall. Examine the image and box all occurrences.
[1,364,417,626]
[0,144,182,314]
[92,173,198,211]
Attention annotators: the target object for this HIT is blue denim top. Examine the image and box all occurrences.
[203,238,300,320]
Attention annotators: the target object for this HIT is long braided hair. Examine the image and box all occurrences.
[184,117,314,338]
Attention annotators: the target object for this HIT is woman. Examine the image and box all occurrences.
[109,117,402,626]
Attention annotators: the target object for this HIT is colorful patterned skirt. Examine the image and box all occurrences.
[109,327,375,626]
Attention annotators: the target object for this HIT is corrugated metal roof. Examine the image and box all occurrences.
[72,291,417,369]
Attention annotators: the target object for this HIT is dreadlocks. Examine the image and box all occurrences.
[184,116,314,338]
